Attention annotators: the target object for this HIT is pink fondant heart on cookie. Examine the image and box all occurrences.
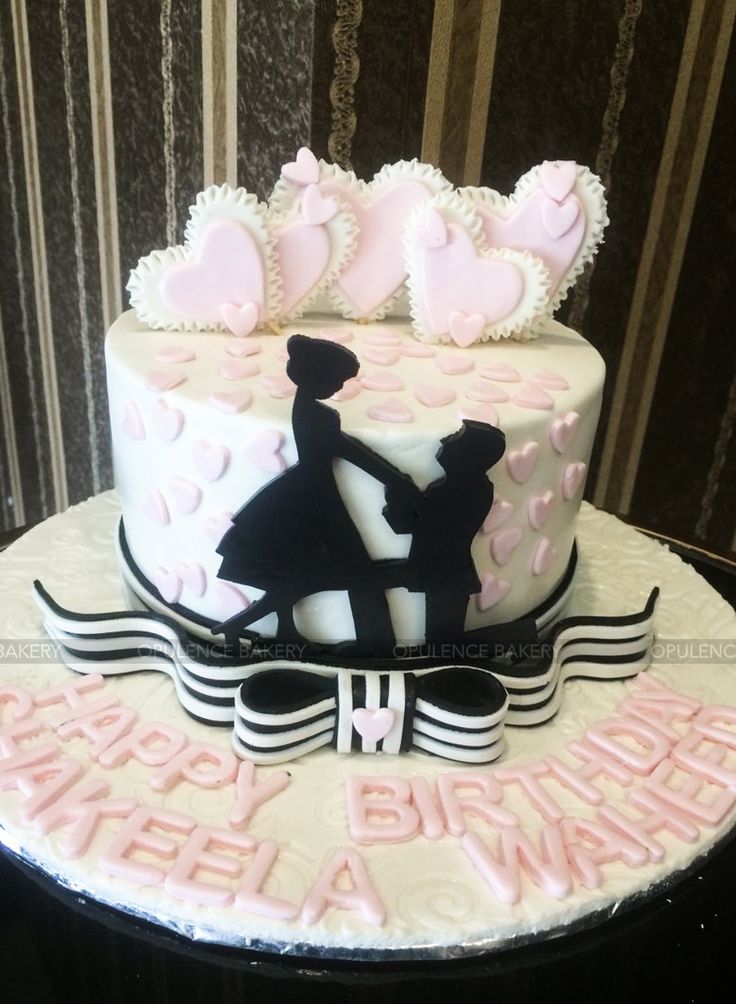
[175,562,206,598]
[275,219,332,315]
[282,146,320,186]
[414,383,456,408]
[479,363,521,383]
[192,440,230,481]
[122,402,145,440]
[490,527,523,566]
[506,442,539,483]
[532,536,558,575]
[169,477,202,515]
[218,358,260,381]
[476,572,511,611]
[302,183,338,225]
[203,512,234,543]
[160,220,265,325]
[214,582,250,619]
[458,403,499,426]
[511,384,555,411]
[435,354,474,376]
[145,368,184,392]
[465,380,509,404]
[531,368,570,390]
[483,498,513,533]
[448,310,486,348]
[363,347,401,367]
[151,400,184,442]
[366,399,414,423]
[528,490,554,529]
[220,300,259,338]
[143,488,170,525]
[244,430,286,473]
[153,567,182,604]
[562,461,587,500]
[361,371,405,392]
[154,344,196,364]
[352,707,394,743]
[260,374,296,399]
[542,198,580,240]
[225,338,262,358]
[331,378,362,402]
[209,390,252,414]
[540,160,577,202]
[550,411,580,453]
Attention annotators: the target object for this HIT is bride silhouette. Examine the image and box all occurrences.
[213,334,419,649]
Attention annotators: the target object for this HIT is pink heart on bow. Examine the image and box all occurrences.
[244,430,286,473]
[160,220,265,326]
[145,369,184,393]
[143,488,170,525]
[175,562,206,597]
[562,461,587,500]
[532,536,558,576]
[352,707,394,743]
[511,384,555,411]
[366,399,414,424]
[506,441,540,483]
[153,567,182,604]
[321,178,432,315]
[419,207,448,248]
[122,402,145,440]
[151,400,184,442]
[192,440,230,481]
[448,310,486,348]
[168,477,202,515]
[154,344,196,364]
[550,411,580,454]
[275,219,332,315]
[528,490,554,529]
[476,572,511,611]
[414,383,456,408]
[483,498,514,533]
[302,183,338,225]
[540,160,577,202]
[220,300,259,338]
[491,526,523,566]
[282,146,320,186]
[542,197,580,240]
[203,512,234,543]
[361,371,405,392]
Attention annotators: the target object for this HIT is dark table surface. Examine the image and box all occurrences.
[1,522,735,1004]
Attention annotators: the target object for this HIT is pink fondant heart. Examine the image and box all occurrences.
[151,400,184,442]
[225,338,262,358]
[160,220,265,325]
[400,342,436,358]
[143,488,170,525]
[435,354,474,376]
[465,380,509,404]
[419,207,448,248]
[244,430,286,473]
[175,562,206,598]
[364,329,401,346]
[352,707,394,743]
[528,490,554,529]
[506,442,539,483]
[153,567,182,604]
[192,440,230,481]
[320,179,432,315]
[276,219,331,314]
[363,346,400,366]
[220,300,259,338]
[532,536,558,576]
[562,461,587,500]
[203,512,234,543]
[169,477,202,515]
[218,358,260,380]
[302,183,337,225]
[214,582,250,619]
[479,363,521,383]
[550,411,580,454]
[260,374,296,399]
[542,197,580,239]
[366,399,414,423]
[491,527,523,566]
[413,383,456,408]
[483,498,513,533]
[511,384,555,411]
[540,160,577,202]
[282,146,319,185]
[154,344,196,364]
[331,378,362,402]
[476,573,511,611]
[361,371,405,392]
[458,403,499,426]
[122,402,145,440]
[448,310,486,348]
[416,222,523,338]
[531,368,569,390]
[209,390,252,414]
[316,328,354,344]
[145,369,184,392]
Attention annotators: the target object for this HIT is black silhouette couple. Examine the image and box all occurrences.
[214,335,505,652]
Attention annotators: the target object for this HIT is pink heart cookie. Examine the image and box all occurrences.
[531,536,558,575]
[145,369,184,393]
[550,411,580,454]
[511,384,555,411]
[153,567,182,604]
[244,430,286,473]
[218,358,260,381]
[366,399,414,424]
[540,160,577,202]
[209,390,252,414]
[448,310,486,348]
[483,498,513,533]
[490,526,523,566]
[192,440,230,481]
[282,146,319,185]
[151,400,184,442]
[506,442,539,483]
[562,461,587,500]
[203,512,234,543]
[122,402,145,440]
[361,371,405,392]
[419,207,449,248]
[169,477,202,515]
[143,488,170,525]
[542,198,580,240]
[414,383,456,408]
[352,708,394,743]
[154,344,196,364]
[476,572,511,611]
[220,301,259,338]
[275,218,332,315]
[528,490,554,529]
[302,183,338,225]
[175,562,206,598]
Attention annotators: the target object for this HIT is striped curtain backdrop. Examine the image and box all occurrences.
[0,0,734,558]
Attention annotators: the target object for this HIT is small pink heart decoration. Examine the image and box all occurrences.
[465,380,509,404]
[491,526,523,566]
[145,369,184,393]
[122,402,145,440]
[400,342,436,358]
[209,390,252,414]
[483,498,513,533]
[154,344,196,364]
[316,328,354,344]
[419,208,448,248]
[301,183,338,225]
[220,301,259,338]
[458,403,499,426]
[363,347,401,367]
[192,440,230,481]
[528,490,554,529]
[143,488,170,525]
[511,384,555,411]
[479,363,521,383]
[169,477,202,515]
[532,536,558,576]
[562,461,587,500]
[448,310,486,348]
[542,197,580,240]
[364,329,401,346]
[214,582,250,619]
[218,358,260,381]
[282,146,320,186]
[366,399,414,424]
[352,707,394,743]
[540,160,577,202]
[531,368,569,390]
[153,567,182,604]
[331,378,362,402]
[151,400,184,442]
[175,562,207,597]
[476,573,511,611]
[244,430,286,473]
[260,374,296,399]
[203,512,234,543]
[225,338,262,358]
[361,371,405,392]
[414,383,456,408]
[506,442,539,483]
[550,411,580,454]
[435,354,475,376]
